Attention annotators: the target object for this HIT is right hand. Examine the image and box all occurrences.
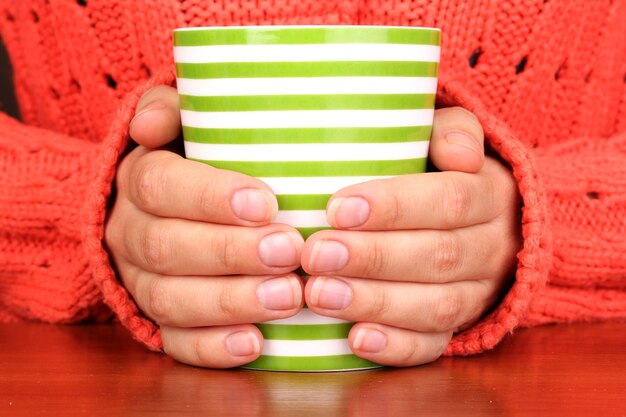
[105,86,305,368]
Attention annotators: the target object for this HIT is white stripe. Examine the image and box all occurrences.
[261,176,392,194]
[261,339,353,357]
[262,308,350,325]
[174,44,440,63]
[181,109,434,129]
[184,141,429,162]
[275,210,329,228]
[176,76,438,96]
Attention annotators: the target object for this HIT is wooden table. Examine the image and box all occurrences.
[1,322,624,416]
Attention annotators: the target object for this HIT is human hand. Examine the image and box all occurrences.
[105,86,305,368]
[301,107,522,366]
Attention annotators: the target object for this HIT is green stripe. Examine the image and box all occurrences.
[243,354,380,371]
[190,158,427,176]
[175,61,438,78]
[179,94,435,112]
[174,27,440,46]
[298,227,332,239]
[277,194,331,210]
[256,323,354,340]
[183,126,432,144]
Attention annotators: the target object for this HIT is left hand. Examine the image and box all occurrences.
[301,107,522,367]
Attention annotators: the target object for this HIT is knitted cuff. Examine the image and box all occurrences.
[436,75,554,355]
[82,69,176,352]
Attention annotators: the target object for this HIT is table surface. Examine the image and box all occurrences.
[1,322,625,417]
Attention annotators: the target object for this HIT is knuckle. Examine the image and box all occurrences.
[432,290,464,331]
[369,289,392,321]
[500,173,520,213]
[137,86,160,108]
[116,148,144,192]
[195,181,219,219]
[132,157,169,210]
[400,340,419,365]
[456,106,481,126]
[435,107,484,147]
[104,210,121,253]
[140,221,172,271]
[362,240,388,278]
[441,177,473,227]
[217,284,242,319]
[193,334,214,366]
[146,279,172,324]
[488,227,518,279]
[210,230,239,273]
[438,332,453,356]
[431,232,463,281]
[385,191,404,226]
[136,86,173,113]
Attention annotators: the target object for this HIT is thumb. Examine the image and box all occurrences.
[428,106,485,173]
[128,85,181,148]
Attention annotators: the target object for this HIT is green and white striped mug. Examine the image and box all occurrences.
[173,25,440,372]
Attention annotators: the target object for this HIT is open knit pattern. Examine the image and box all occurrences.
[0,0,625,355]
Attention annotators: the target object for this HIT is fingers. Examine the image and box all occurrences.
[124,266,303,327]
[302,224,517,283]
[129,85,182,148]
[110,202,303,276]
[117,148,278,225]
[305,277,495,333]
[161,325,263,368]
[349,323,452,367]
[327,158,513,230]
[429,107,485,173]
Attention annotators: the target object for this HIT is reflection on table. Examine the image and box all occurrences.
[0,322,624,416]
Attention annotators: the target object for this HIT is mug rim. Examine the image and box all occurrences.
[174,25,441,32]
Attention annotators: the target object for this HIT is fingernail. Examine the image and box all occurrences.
[257,277,302,310]
[231,189,278,222]
[309,277,352,310]
[129,101,167,128]
[225,331,260,357]
[308,240,349,272]
[444,131,481,155]
[327,197,370,228]
[353,328,387,353]
[258,232,302,267]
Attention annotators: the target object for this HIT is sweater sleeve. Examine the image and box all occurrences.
[0,70,175,351]
[0,112,109,324]
[82,70,177,351]
[437,76,626,356]
[520,131,626,326]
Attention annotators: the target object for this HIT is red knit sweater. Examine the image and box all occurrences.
[0,0,625,355]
